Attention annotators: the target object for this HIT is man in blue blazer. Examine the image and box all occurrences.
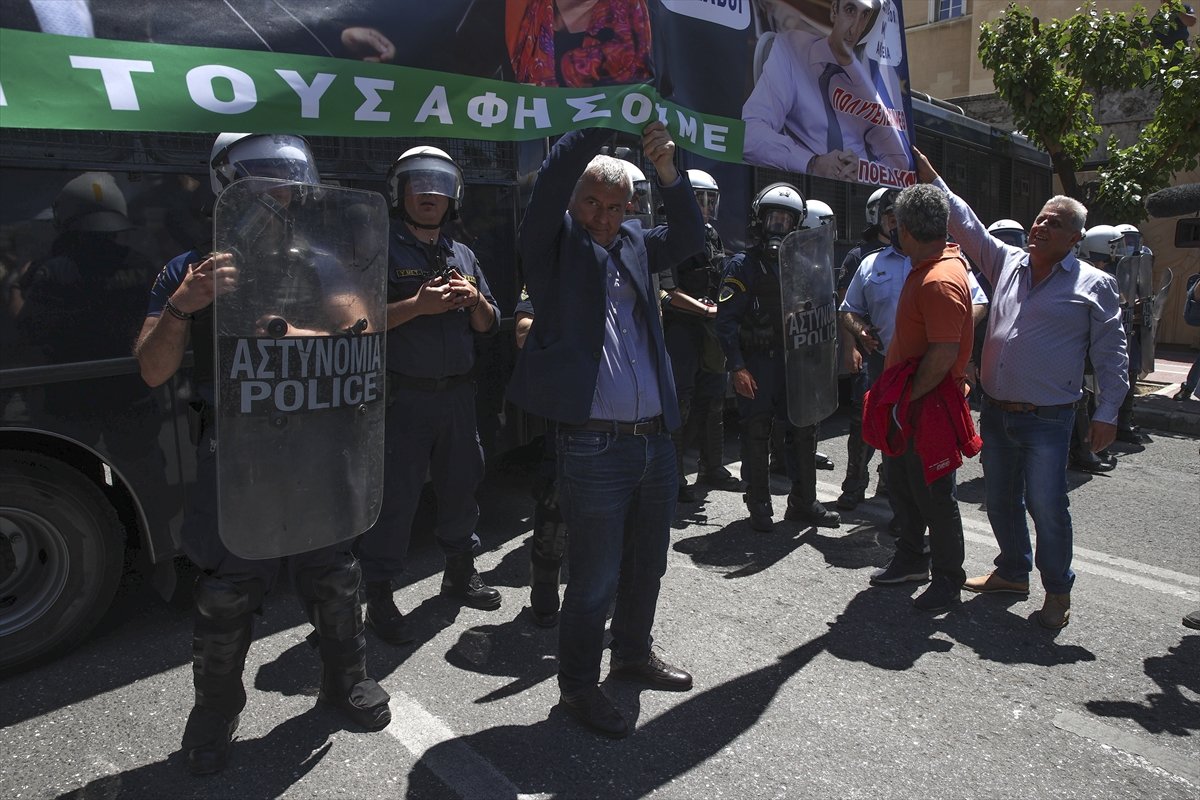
[508,122,704,738]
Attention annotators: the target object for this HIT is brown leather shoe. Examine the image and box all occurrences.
[963,572,1030,596]
[1038,593,1071,629]
[610,651,693,691]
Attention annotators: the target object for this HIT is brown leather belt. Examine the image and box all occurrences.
[561,416,665,436]
[984,396,1074,414]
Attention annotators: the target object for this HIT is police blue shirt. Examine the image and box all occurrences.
[385,222,498,379]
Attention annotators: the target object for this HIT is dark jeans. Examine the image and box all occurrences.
[555,428,676,694]
[885,443,965,585]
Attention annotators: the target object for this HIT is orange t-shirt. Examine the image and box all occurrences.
[884,243,974,386]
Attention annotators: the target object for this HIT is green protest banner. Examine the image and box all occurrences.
[0,28,744,162]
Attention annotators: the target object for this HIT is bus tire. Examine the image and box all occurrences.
[0,451,124,674]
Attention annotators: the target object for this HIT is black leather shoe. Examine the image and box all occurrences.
[609,651,693,691]
[319,678,392,731]
[815,451,835,470]
[1173,387,1193,401]
[699,468,743,490]
[559,687,628,738]
[677,482,697,503]
[785,500,841,528]
[1068,449,1115,474]
[182,707,238,776]
[364,581,415,645]
[835,489,864,510]
[441,557,502,610]
[1115,426,1146,444]
[744,496,773,532]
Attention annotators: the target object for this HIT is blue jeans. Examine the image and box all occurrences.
[980,403,1075,594]
[555,428,677,695]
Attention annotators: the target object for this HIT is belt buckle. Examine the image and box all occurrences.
[632,418,655,435]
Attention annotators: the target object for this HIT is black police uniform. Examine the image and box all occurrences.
[715,245,839,527]
[660,223,734,490]
[354,222,499,587]
[145,243,389,775]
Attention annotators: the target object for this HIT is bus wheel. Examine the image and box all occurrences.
[0,451,124,674]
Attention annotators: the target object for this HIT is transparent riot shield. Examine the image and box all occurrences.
[1140,265,1172,379]
[1113,254,1137,306]
[212,178,388,560]
[779,224,839,428]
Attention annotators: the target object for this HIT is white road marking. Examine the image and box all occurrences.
[385,691,533,800]
[1054,710,1199,786]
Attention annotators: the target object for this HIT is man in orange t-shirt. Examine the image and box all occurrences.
[869,184,973,613]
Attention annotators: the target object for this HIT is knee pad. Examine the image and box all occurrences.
[194,575,261,622]
[296,555,361,604]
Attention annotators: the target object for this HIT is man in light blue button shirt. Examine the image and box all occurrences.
[914,148,1128,631]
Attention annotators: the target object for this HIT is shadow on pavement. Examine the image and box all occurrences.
[1085,635,1200,736]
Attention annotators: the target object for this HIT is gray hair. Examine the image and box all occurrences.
[574,155,633,201]
[1041,195,1087,232]
[893,184,949,243]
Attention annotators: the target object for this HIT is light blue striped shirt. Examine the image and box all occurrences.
[934,178,1128,423]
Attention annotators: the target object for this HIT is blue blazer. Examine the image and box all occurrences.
[507,128,704,429]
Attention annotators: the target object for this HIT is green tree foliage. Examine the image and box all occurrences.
[979,1,1199,222]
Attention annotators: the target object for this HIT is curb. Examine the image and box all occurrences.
[1133,385,1200,436]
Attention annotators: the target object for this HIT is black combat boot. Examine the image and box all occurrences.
[442,553,502,610]
[298,557,392,731]
[182,576,259,776]
[784,424,841,528]
[363,580,414,645]
[698,400,741,489]
[742,414,774,531]
[672,394,698,502]
[529,481,568,627]
[1069,394,1114,473]
[836,416,873,510]
[1115,385,1145,444]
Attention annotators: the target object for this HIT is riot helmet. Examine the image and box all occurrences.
[687,168,720,222]
[987,218,1027,249]
[622,161,652,217]
[865,187,898,227]
[1114,223,1142,257]
[386,146,464,226]
[1078,224,1123,268]
[802,199,836,239]
[209,133,319,198]
[752,182,805,239]
[53,172,132,233]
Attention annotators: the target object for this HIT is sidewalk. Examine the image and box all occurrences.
[1134,347,1200,436]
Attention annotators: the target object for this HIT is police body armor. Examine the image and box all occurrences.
[213,178,389,559]
[737,247,784,354]
[779,225,838,428]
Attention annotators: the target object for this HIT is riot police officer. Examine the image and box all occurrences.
[1113,222,1151,444]
[134,133,392,775]
[355,146,502,645]
[715,183,841,532]
[660,168,740,501]
[987,218,1028,249]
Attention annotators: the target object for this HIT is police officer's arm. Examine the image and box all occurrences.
[660,263,717,318]
[514,311,534,349]
[715,256,757,399]
[456,260,499,334]
[135,253,232,387]
[838,266,881,353]
[385,278,460,328]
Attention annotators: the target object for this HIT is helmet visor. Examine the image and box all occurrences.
[993,230,1027,248]
[694,189,719,221]
[232,157,319,186]
[397,157,463,202]
[627,181,651,216]
[762,208,798,237]
[1120,231,1142,256]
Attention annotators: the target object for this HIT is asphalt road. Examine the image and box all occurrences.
[2,412,1197,800]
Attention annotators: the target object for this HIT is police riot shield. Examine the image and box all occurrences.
[779,224,839,428]
[1113,254,1138,307]
[1140,266,1172,378]
[212,178,388,560]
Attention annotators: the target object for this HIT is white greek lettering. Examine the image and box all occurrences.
[255,340,274,379]
[295,338,313,377]
[276,70,335,119]
[414,85,454,125]
[354,76,393,122]
[675,110,698,143]
[703,124,729,153]
[514,96,551,130]
[333,338,350,374]
[566,93,611,122]
[69,56,154,112]
[621,93,653,124]
[229,339,255,379]
[468,91,508,128]
[186,65,257,115]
